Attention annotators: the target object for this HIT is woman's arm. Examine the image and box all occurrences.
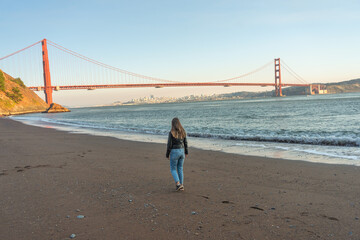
[184,136,188,155]
[166,132,172,158]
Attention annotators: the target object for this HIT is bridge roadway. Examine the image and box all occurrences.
[29,83,310,91]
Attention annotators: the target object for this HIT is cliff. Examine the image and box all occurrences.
[0,69,49,116]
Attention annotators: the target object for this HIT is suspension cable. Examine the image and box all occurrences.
[281,60,308,84]
[47,40,180,83]
[2,39,298,86]
[213,60,273,83]
[0,40,42,61]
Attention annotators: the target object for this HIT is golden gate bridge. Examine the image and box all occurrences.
[0,39,320,105]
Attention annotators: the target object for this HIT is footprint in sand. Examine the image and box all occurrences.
[320,214,339,221]
[250,206,264,211]
[1,164,64,176]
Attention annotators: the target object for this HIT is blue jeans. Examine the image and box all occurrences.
[170,149,185,184]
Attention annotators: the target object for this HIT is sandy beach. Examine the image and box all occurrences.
[0,118,359,239]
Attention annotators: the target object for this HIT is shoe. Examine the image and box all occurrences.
[179,184,184,191]
[176,184,181,191]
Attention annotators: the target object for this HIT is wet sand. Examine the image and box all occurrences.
[0,118,359,239]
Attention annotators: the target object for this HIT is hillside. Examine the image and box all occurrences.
[325,78,360,94]
[195,78,360,101]
[0,69,49,116]
[217,78,360,100]
[281,78,360,96]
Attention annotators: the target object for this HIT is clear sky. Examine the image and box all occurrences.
[1,0,359,106]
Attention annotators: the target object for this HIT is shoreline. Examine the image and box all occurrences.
[0,109,46,116]
[8,116,346,168]
[11,115,360,167]
[1,118,359,239]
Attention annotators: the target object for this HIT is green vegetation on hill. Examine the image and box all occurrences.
[5,87,23,103]
[0,70,5,91]
[0,70,24,103]
[11,77,26,88]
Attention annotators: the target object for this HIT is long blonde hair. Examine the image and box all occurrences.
[171,117,186,139]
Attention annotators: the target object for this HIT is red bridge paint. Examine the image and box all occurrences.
[274,58,282,97]
[42,39,53,105]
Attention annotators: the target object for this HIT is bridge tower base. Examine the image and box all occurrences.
[274,58,282,97]
[42,39,53,105]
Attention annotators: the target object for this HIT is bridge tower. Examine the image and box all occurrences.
[274,58,282,97]
[42,39,53,105]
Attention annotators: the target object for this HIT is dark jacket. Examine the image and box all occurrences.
[166,132,188,158]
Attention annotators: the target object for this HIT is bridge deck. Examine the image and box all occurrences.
[29,83,310,91]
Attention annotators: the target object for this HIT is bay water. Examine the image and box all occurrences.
[12,92,360,166]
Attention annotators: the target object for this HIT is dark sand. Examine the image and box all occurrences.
[0,118,359,239]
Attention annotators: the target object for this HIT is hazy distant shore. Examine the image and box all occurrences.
[107,78,360,107]
[1,118,359,239]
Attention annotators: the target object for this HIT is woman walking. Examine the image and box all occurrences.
[166,118,188,191]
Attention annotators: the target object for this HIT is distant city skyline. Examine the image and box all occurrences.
[1,0,359,106]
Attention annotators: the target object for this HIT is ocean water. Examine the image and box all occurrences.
[12,92,360,166]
